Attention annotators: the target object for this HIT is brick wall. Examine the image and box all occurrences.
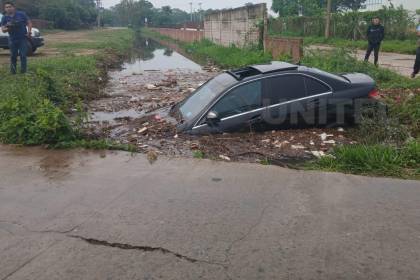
[264,36,303,62]
[204,4,266,47]
[149,28,204,43]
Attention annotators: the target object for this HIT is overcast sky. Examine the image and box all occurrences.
[102,0,419,12]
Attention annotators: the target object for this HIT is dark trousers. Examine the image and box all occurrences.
[414,47,420,75]
[9,38,28,74]
[365,43,381,65]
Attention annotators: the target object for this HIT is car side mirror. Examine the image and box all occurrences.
[206,111,220,125]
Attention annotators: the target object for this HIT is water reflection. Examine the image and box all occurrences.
[119,37,203,75]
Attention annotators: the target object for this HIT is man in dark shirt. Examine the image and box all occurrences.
[0,1,32,74]
[364,17,385,66]
[412,23,420,78]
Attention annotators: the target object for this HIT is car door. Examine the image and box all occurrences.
[195,80,264,133]
[302,76,333,125]
[262,74,308,126]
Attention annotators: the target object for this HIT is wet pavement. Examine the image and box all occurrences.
[86,38,353,164]
[1,145,420,280]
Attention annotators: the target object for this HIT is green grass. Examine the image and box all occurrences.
[303,36,418,55]
[193,150,205,159]
[310,141,420,179]
[142,28,271,68]
[49,28,134,54]
[0,28,135,146]
[184,40,272,68]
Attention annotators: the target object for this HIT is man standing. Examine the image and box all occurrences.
[0,1,32,74]
[364,16,385,66]
[411,23,420,78]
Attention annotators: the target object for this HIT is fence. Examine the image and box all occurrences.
[269,7,417,40]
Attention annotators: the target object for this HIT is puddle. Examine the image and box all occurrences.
[112,38,203,77]
[89,37,210,124]
[120,48,203,74]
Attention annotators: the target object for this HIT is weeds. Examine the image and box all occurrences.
[184,40,272,68]
[0,29,134,146]
[312,141,420,179]
[193,150,205,159]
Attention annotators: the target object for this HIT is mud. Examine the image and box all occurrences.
[86,38,353,165]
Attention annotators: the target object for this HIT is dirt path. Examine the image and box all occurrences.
[308,44,416,76]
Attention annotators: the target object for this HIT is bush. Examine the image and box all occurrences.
[0,56,99,145]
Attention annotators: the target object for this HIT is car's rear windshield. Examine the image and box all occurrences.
[180,73,236,121]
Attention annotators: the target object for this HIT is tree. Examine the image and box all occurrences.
[271,0,324,17]
[39,0,97,29]
[271,0,367,16]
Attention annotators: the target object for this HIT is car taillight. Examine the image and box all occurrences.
[368,89,380,99]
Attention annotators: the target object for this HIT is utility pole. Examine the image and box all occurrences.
[325,0,332,38]
[189,2,193,22]
[198,2,203,22]
[96,0,102,28]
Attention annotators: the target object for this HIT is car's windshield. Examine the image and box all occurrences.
[179,73,236,121]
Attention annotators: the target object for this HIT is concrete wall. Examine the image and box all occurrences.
[264,36,303,62]
[149,3,304,62]
[149,28,204,43]
[204,4,267,47]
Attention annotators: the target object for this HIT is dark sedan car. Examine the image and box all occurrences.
[172,61,380,134]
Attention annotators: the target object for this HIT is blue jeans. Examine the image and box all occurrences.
[9,38,28,74]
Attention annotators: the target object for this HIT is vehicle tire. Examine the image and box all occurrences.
[26,39,34,56]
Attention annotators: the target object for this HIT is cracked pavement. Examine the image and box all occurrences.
[1,145,420,280]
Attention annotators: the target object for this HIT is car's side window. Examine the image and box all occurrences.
[304,77,331,96]
[211,80,262,119]
[263,75,306,105]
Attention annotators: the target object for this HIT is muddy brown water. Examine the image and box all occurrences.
[86,37,352,165]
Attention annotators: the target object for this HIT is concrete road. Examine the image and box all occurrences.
[308,45,416,77]
[1,145,420,280]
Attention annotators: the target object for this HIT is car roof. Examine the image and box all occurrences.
[226,61,298,81]
[250,61,298,73]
